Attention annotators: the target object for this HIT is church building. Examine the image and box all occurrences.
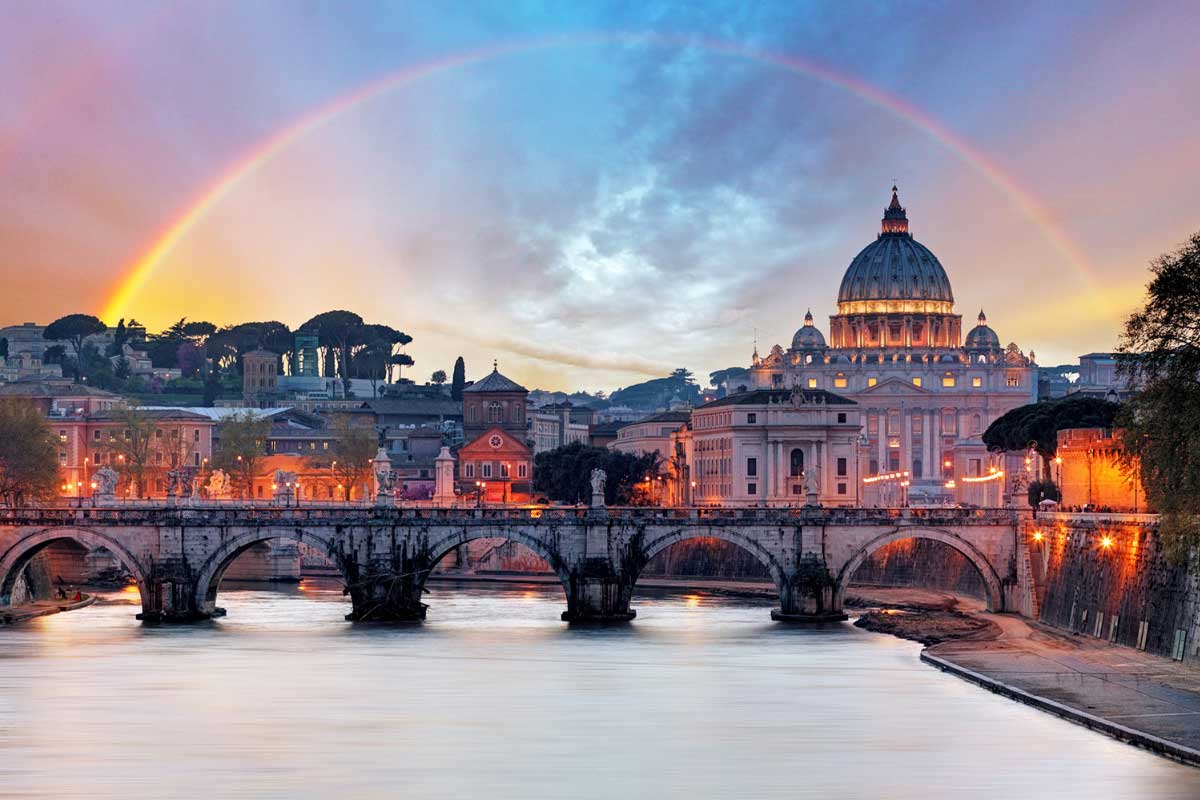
[748,187,1036,503]
[457,364,533,503]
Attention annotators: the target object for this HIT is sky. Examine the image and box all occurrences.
[2,1,1198,392]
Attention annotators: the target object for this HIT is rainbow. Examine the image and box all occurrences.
[101,32,1094,322]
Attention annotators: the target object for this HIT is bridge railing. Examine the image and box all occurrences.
[0,503,1020,527]
[1035,511,1160,526]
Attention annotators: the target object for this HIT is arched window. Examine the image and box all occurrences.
[790,448,805,477]
[488,402,503,423]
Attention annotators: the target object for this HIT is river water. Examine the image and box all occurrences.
[1,580,1197,799]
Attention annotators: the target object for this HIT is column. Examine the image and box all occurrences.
[922,409,932,480]
[901,407,912,476]
[932,410,942,478]
[876,412,886,473]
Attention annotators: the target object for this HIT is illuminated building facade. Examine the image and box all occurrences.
[749,187,1037,502]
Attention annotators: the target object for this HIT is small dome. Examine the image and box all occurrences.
[965,309,1001,350]
[791,309,827,350]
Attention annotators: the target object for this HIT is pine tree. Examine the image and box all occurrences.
[451,356,466,400]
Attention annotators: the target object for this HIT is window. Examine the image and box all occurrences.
[942,376,956,388]
[93,430,101,441]
[58,430,67,443]
[913,459,922,478]
[912,377,922,387]
[837,482,847,495]
[971,376,982,388]
[155,428,163,440]
[518,464,527,478]
[942,411,957,435]
[465,463,474,478]
[747,483,757,496]
[771,374,783,387]
[154,451,163,465]
[194,429,201,442]
[833,375,848,389]
[791,484,803,495]
[193,452,201,467]
[790,448,804,477]
[836,457,847,477]
[867,377,878,387]
[746,457,757,477]
[500,463,510,478]
[59,451,67,466]
[867,415,879,435]
[747,413,756,424]
[887,409,900,434]
[482,463,492,478]
[488,402,503,423]
[1007,376,1020,387]
[837,412,847,424]
[972,414,982,434]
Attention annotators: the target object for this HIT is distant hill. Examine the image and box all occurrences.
[609,369,700,411]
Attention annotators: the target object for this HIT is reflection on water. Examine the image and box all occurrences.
[1,580,1197,800]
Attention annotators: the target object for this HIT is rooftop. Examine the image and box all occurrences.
[700,388,857,408]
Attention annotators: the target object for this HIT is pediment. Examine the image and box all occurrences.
[858,377,930,395]
[460,425,531,456]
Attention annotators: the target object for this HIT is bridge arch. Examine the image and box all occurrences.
[419,526,573,597]
[193,527,346,616]
[637,527,787,597]
[833,527,1005,612]
[0,527,150,609]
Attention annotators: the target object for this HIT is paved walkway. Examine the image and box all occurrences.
[930,611,1200,758]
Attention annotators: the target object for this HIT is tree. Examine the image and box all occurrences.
[42,344,66,365]
[533,441,660,505]
[212,413,271,499]
[451,356,466,400]
[43,313,106,381]
[0,337,8,359]
[982,396,1121,481]
[308,417,376,501]
[102,407,158,498]
[0,400,60,507]
[388,352,414,384]
[1026,479,1061,508]
[431,369,447,385]
[1117,231,1200,568]
[176,341,206,378]
[301,310,364,389]
[110,318,128,357]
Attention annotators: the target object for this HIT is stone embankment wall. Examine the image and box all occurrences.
[1031,515,1199,664]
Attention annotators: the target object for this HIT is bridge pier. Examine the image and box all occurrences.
[137,579,216,623]
[561,574,636,623]
[772,557,848,623]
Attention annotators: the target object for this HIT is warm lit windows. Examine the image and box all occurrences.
[806,378,817,388]
[971,376,982,388]
[1007,376,1020,387]
[912,377,922,387]
[942,376,956,388]
[867,377,878,387]
[833,373,848,389]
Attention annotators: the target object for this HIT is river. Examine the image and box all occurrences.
[1,580,1197,799]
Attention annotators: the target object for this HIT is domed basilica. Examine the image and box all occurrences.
[749,187,1036,501]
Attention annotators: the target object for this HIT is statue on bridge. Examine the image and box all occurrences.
[375,467,396,503]
[206,469,231,500]
[590,468,607,509]
[93,466,119,504]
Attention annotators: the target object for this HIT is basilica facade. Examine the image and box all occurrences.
[748,188,1036,503]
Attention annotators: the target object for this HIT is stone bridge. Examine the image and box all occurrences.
[0,506,1025,623]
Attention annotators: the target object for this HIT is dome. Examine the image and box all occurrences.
[791,309,827,350]
[965,309,1001,350]
[836,187,954,307]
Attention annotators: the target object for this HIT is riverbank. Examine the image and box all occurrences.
[848,588,1200,767]
[0,593,95,624]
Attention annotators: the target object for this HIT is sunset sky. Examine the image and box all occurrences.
[2,1,1198,391]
